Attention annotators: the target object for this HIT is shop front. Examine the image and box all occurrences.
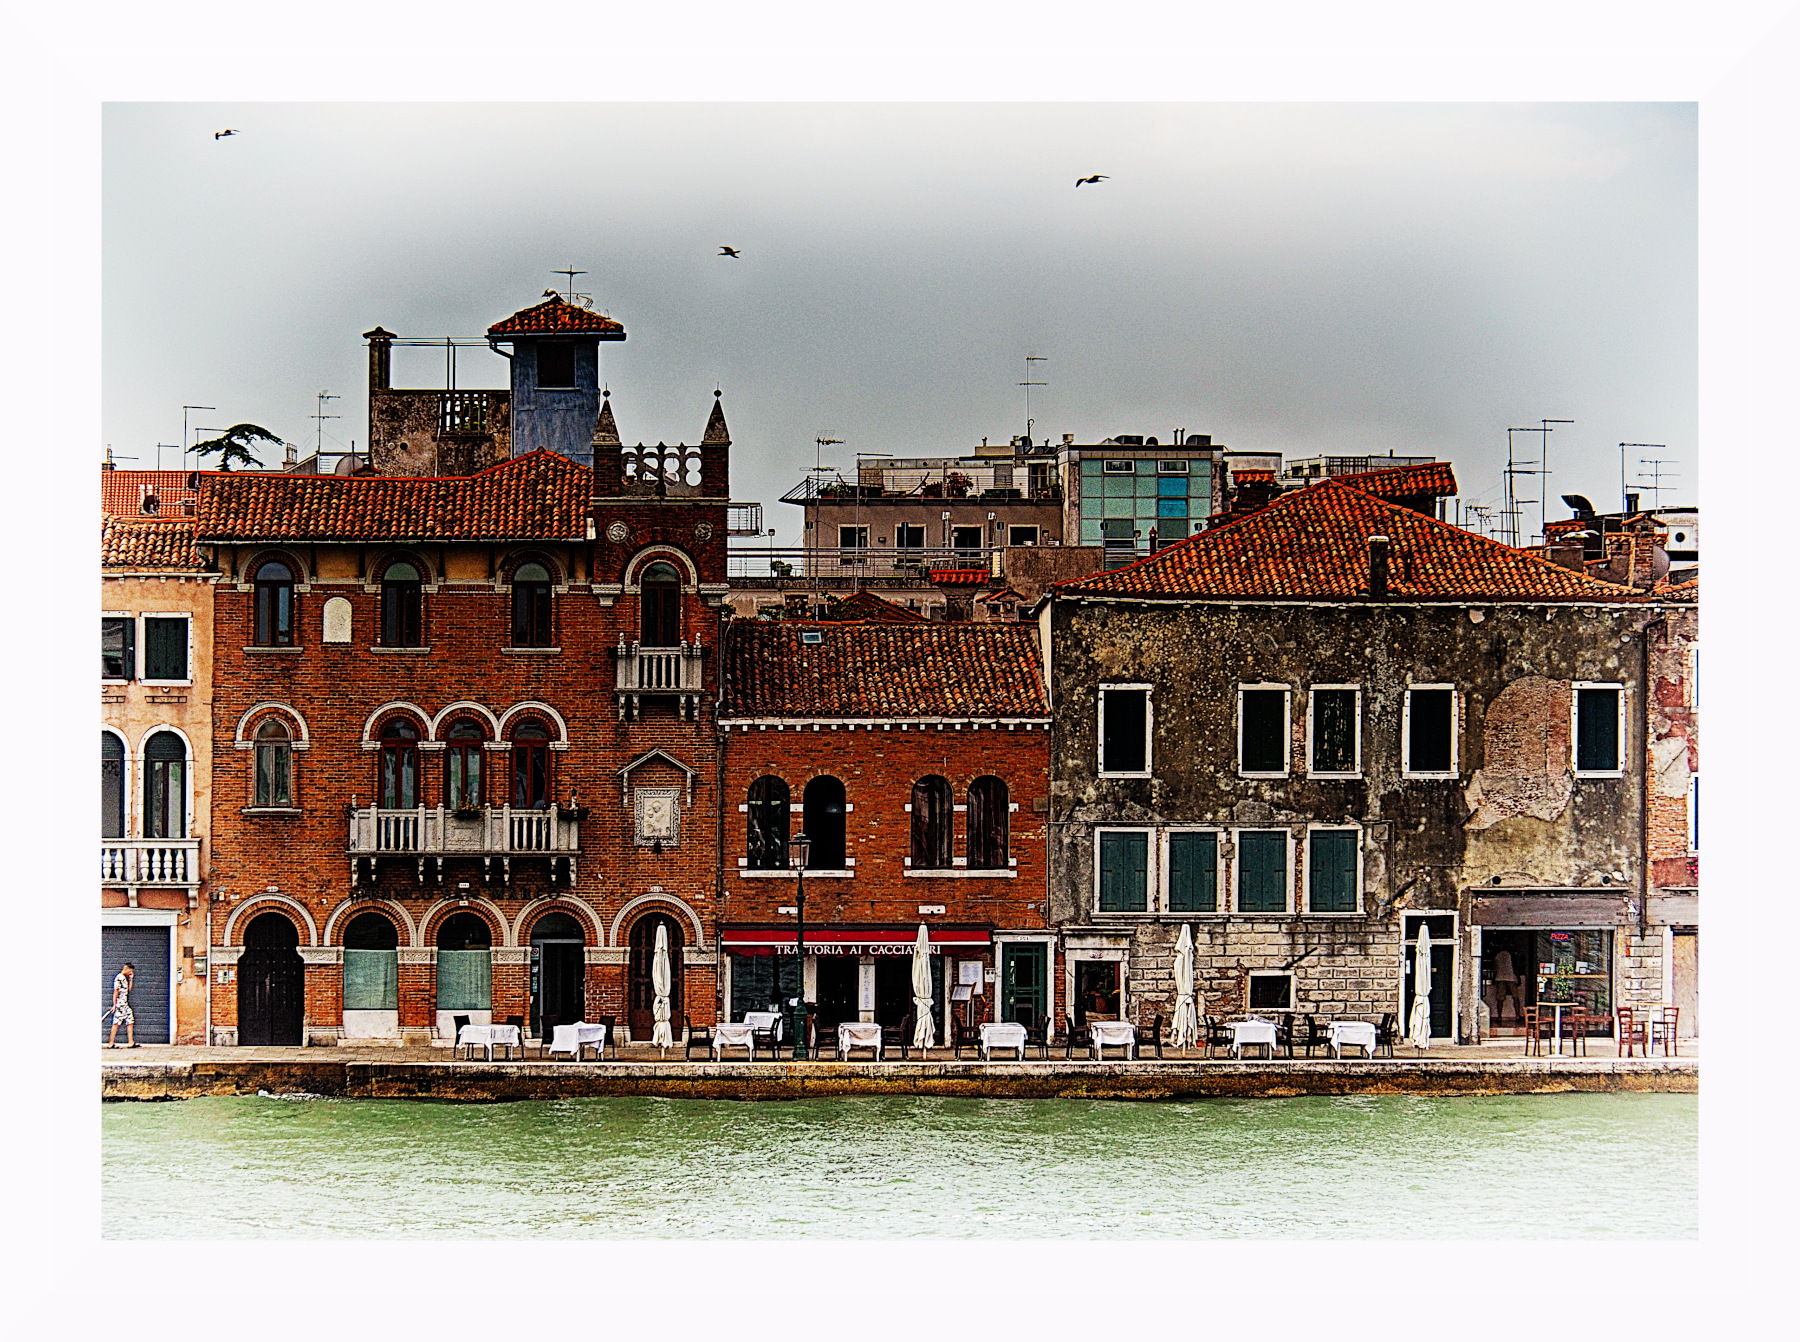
[1478,927,1615,1038]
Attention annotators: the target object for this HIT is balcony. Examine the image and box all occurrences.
[101,838,200,888]
[347,804,580,888]
[614,641,706,719]
[726,546,999,584]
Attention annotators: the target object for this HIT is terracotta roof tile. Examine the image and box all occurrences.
[102,517,207,571]
[195,451,591,542]
[1330,460,1459,500]
[722,623,1048,719]
[833,590,929,623]
[1061,479,1650,603]
[101,469,204,518]
[486,294,626,338]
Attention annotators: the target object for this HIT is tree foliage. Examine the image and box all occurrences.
[192,424,283,471]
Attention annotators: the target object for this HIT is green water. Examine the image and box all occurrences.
[101,1093,1696,1239]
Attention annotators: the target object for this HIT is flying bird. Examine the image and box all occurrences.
[718,245,741,258]
[215,129,239,140]
[1075,174,1108,187]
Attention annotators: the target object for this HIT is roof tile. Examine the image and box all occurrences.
[102,517,207,571]
[486,294,626,338]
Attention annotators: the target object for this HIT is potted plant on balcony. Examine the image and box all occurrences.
[557,794,590,823]
[451,806,482,821]
[944,471,973,498]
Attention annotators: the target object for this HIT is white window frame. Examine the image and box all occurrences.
[1007,525,1040,547]
[1094,826,1155,915]
[1230,826,1293,916]
[1402,682,1459,778]
[1237,684,1290,779]
[101,611,135,683]
[1161,826,1225,917]
[1302,823,1363,917]
[1098,683,1153,779]
[1306,684,1362,778]
[138,613,194,687]
[837,525,869,550]
[1246,971,1295,1011]
[1687,774,1699,854]
[1572,681,1626,777]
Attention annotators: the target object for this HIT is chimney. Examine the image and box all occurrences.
[1625,492,1640,515]
[1367,535,1391,599]
[363,327,395,392]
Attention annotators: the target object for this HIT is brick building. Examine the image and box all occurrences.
[718,621,1052,1046]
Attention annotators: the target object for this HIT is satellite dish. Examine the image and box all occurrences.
[1561,493,1595,516]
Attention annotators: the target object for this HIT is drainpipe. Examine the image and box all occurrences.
[1638,617,1659,947]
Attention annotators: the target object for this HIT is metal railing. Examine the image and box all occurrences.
[726,546,1000,580]
[346,806,579,855]
[101,839,200,886]
[437,391,501,436]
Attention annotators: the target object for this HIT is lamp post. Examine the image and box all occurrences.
[789,831,811,1059]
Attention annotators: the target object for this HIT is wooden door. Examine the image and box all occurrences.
[627,915,683,1041]
[1002,943,1048,1031]
[1671,930,1698,1036]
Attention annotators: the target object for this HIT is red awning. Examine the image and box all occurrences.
[722,926,991,956]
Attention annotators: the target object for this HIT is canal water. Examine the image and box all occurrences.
[102,1092,1695,1238]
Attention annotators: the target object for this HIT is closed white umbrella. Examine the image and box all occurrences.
[1408,925,1433,1051]
[1170,924,1200,1051]
[911,923,937,1051]
[651,922,674,1050]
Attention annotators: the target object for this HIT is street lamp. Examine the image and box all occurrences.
[789,831,811,1059]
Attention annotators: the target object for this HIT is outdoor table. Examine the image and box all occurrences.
[457,1023,521,1061]
[548,1021,607,1060]
[1089,1020,1136,1059]
[1328,1020,1377,1059]
[837,1021,883,1060]
[743,1011,783,1046]
[1230,1018,1278,1060]
[713,1023,757,1059]
[980,1021,1029,1060]
[1545,1002,1569,1055]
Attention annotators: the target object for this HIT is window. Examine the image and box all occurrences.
[1097,830,1150,912]
[511,561,554,647]
[1167,831,1218,913]
[896,524,925,551]
[1157,460,1189,474]
[142,616,189,682]
[1236,830,1288,913]
[253,559,295,646]
[746,775,790,869]
[142,731,186,839]
[910,776,954,869]
[1306,828,1359,913]
[1099,685,1151,776]
[640,560,681,647]
[1688,775,1699,853]
[444,718,484,809]
[1102,459,1134,474]
[967,776,1010,869]
[1574,683,1624,774]
[802,776,847,869]
[1248,973,1293,1010]
[838,525,869,551]
[254,719,293,807]
[1405,686,1456,775]
[536,340,576,388]
[102,618,135,680]
[102,733,125,838]
[952,526,983,558]
[1308,687,1359,775]
[380,560,423,647]
[510,722,550,808]
[379,719,420,809]
[1007,525,1039,547]
[1239,687,1289,776]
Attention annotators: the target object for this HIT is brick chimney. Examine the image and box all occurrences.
[1367,535,1391,599]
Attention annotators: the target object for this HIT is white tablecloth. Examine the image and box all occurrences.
[980,1022,1028,1060]
[1231,1019,1278,1059]
[743,1011,783,1043]
[1329,1020,1377,1058]
[1089,1021,1136,1058]
[457,1023,521,1059]
[548,1022,607,1058]
[837,1021,883,1059]
[713,1023,757,1058]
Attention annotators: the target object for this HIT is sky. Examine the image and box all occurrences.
[103,101,1696,543]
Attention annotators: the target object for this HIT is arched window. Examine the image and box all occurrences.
[910,776,954,869]
[435,912,492,1015]
[510,721,550,808]
[380,560,423,647]
[640,560,681,647]
[102,733,125,838]
[802,775,846,870]
[436,911,492,950]
[252,559,294,647]
[511,561,554,647]
[342,912,399,1016]
[747,776,790,870]
[379,719,420,810]
[967,775,1009,869]
[343,911,399,950]
[254,718,293,807]
[142,731,187,839]
[444,717,485,810]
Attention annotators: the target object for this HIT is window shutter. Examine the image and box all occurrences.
[1098,832,1148,912]
[143,617,188,680]
[102,618,136,680]
[1311,689,1357,771]
[1168,832,1218,913]
[343,949,399,1011]
[1308,830,1358,913]
[1237,831,1287,913]
[435,950,492,1011]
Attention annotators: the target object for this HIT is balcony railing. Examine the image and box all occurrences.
[437,391,501,436]
[346,805,580,855]
[726,546,1001,581]
[101,839,200,887]
[614,641,706,719]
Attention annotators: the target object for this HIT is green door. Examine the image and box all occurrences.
[1001,943,1048,1031]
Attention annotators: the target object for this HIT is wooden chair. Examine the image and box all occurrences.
[503,1013,535,1060]
[1274,1014,1295,1059]
[1027,1017,1052,1060]
[1063,1015,1093,1060]
[1616,1007,1647,1058]
[1561,1009,1590,1057]
[1654,1006,1680,1057]
[880,1013,914,1061]
[450,1014,472,1059]
[1373,1012,1398,1058]
[1202,1014,1233,1059]
[1134,1014,1164,1060]
[590,1015,618,1060]
[952,1015,982,1061]
[1296,1014,1330,1059]
[683,1014,713,1060]
[1523,1005,1556,1057]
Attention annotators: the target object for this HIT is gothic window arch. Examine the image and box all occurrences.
[747,775,790,870]
[967,775,1009,869]
[910,776,953,869]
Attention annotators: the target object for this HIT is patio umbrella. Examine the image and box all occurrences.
[1408,925,1433,1051]
[1170,924,1200,1050]
[650,922,674,1050]
[910,923,937,1050]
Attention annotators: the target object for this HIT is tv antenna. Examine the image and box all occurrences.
[1619,444,1665,512]
[312,391,341,456]
[814,436,843,475]
[1020,355,1048,444]
[1635,459,1679,509]
[154,443,178,471]
[182,405,215,467]
[553,265,590,306]
[1502,428,1543,547]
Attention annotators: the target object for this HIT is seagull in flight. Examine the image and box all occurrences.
[1076,174,1108,187]
[215,129,239,140]
[718,245,742,258]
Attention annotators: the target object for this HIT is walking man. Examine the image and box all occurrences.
[108,962,138,1048]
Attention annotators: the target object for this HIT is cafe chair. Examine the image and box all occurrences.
[530,1013,557,1060]
[683,1014,713,1060]
[1027,1017,1052,1060]
[1274,1014,1296,1059]
[1655,1006,1680,1057]
[1297,1014,1331,1059]
[1134,1014,1164,1060]
[1615,1007,1647,1058]
[1202,1014,1233,1059]
[450,1014,472,1059]
[952,1016,982,1061]
[1562,1008,1590,1057]
[1373,1012,1399,1058]
[1063,1015,1093,1060]
[880,1012,914,1061]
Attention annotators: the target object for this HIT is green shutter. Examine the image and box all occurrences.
[1237,831,1288,913]
[1308,830,1359,913]
[435,950,492,1011]
[343,949,398,1010]
[1098,832,1149,912]
[1168,832,1218,913]
[143,617,188,680]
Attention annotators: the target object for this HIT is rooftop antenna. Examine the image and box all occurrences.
[814,436,842,474]
[312,391,341,456]
[1636,459,1679,509]
[553,265,588,304]
[1537,419,1573,538]
[1020,355,1048,444]
[1620,444,1664,512]
[1503,428,1542,547]
[182,405,215,467]
[155,443,178,471]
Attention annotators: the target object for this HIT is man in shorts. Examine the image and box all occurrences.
[108,962,138,1048]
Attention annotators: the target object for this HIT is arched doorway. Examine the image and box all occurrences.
[528,911,586,1041]
[341,910,399,1039]
[237,912,303,1046]
[628,912,684,1042]
[435,911,494,1039]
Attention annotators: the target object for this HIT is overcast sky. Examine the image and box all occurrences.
[104,101,1695,541]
